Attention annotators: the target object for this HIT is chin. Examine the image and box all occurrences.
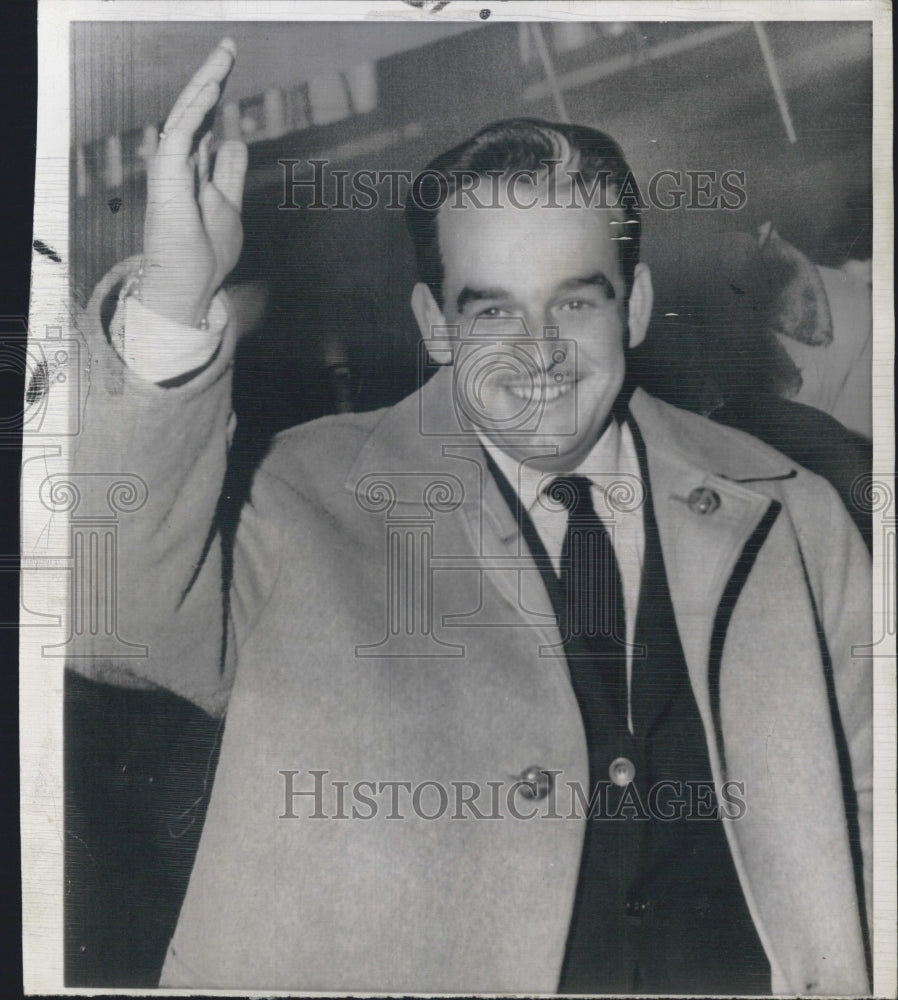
[510,435,597,472]
[538,442,594,471]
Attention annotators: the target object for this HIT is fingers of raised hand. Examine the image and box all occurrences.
[160,38,236,160]
[199,182,244,279]
[197,132,212,187]
[211,140,248,211]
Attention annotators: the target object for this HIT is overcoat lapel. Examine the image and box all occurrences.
[345,367,563,647]
[456,456,561,639]
[630,396,777,728]
[345,374,797,694]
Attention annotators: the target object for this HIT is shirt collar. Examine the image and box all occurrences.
[478,418,639,516]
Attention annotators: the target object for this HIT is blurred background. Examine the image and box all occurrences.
[66,18,874,987]
[72,19,872,431]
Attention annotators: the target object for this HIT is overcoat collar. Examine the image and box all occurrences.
[344,366,795,490]
[344,367,796,690]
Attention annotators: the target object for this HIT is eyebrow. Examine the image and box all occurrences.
[556,272,617,300]
[455,272,616,314]
[455,285,510,313]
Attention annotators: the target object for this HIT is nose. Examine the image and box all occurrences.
[516,310,565,373]
[538,339,567,376]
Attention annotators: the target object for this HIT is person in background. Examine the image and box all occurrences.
[663,221,873,549]
[779,226,873,441]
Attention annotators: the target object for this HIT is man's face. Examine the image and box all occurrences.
[413,180,651,472]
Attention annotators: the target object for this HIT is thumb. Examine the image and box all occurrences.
[212,140,248,211]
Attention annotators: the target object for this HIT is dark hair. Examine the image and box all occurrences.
[404,117,642,309]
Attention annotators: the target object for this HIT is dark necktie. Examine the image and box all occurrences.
[548,475,628,729]
[551,476,634,993]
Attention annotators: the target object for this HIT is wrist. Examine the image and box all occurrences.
[116,292,227,384]
[128,263,215,329]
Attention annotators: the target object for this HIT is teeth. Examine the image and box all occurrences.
[506,382,573,402]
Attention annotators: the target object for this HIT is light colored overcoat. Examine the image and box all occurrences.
[72,274,872,994]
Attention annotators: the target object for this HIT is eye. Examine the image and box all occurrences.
[476,306,511,318]
[558,299,594,312]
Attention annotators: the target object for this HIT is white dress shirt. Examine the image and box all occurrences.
[113,292,226,384]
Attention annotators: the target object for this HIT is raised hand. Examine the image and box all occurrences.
[140,38,248,327]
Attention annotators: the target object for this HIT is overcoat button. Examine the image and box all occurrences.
[687,486,721,515]
[609,756,636,786]
[517,765,554,800]
[624,895,651,924]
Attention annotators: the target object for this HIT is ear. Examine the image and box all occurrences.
[626,262,654,349]
[411,282,456,365]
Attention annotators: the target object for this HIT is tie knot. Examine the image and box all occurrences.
[546,475,594,515]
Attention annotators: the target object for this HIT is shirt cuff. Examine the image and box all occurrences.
[113,293,228,384]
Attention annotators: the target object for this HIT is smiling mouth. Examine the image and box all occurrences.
[505,378,577,402]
